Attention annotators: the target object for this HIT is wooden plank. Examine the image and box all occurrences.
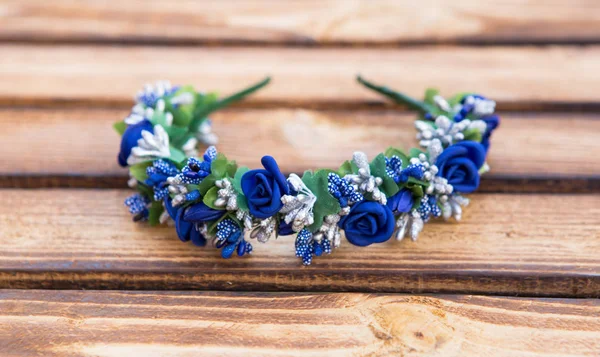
[0,108,599,192]
[2,0,600,46]
[1,45,600,108]
[0,190,599,296]
[1,291,599,357]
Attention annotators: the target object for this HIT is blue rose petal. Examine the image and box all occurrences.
[261,156,290,196]
[189,225,207,247]
[387,189,414,213]
[175,206,193,243]
[241,155,289,219]
[184,202,227,222]
[481,115,500,153]
[118,119,153,167]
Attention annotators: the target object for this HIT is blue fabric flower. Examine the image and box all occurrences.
[164,197,206,246]
[338,201,395,247]
[435,141,485,193]
[183,201,227,223]
[481,115,500,153]
[387,188,414,213]
[118,119,154,167]
[241,156,290,219]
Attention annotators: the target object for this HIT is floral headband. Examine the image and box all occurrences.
[115,77,499,265]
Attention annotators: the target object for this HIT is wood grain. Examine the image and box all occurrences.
[0,190,599,296]
[1,45,600,108]
[1,108,600,191]
[1,0,600,45]
[1,290,599,357]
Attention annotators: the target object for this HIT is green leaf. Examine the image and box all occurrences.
[407,176,429,187]
[165,85,196,127]
[194,92,218,115]
[211,153,229,177]
[186,184,200,192]
[164,126,190,147]
[149,111,167,128]
[447,92,473,107]
[197,154,239,197]
[188,92,219,132]
[409,148,426,159]
[237,193,249,211]
[148,200,164,226]
[302,170,341,232]
[197,175,216,196]
[409,184,424,201]
[226,160,238,178]
[203,186,225,210]
[384,147,410,168]
[129,162,153,182]
[168,146,187,165]
[369,153,399,198]
[136,182,154,200]
[423,88,440,107]
[233,167,249,193]
[190,77,271,132]
[337,160,358,177]
[356,75,434,113]
[233,167,250,212]
[208,153,238,179]
[113,121,127,136]
[462,128,483,143]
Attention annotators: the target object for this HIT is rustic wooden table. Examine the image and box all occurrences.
[1,1,599,356]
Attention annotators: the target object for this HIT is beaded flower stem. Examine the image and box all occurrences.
[116,77,500,265]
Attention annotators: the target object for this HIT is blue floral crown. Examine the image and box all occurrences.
[115,76,499,265]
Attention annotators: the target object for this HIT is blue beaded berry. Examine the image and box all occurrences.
[295,228,331,265]
[327,173,363,208]
[145,159,180,201]
[417,195,442,222]
[124,193,150,221]
[215,219,252,259]
[385,156,425,183]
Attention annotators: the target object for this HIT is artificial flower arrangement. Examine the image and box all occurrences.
[115,76,499,265]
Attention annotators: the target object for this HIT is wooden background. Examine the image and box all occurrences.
[1,1,599,356]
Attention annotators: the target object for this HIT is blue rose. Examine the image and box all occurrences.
[241,156,290,219]
[480,115,500,153]
[338,201,395,247]
[118,119,154,167]
[435,141,485,193]
[164,197,209,246]
[387,188,414,213]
